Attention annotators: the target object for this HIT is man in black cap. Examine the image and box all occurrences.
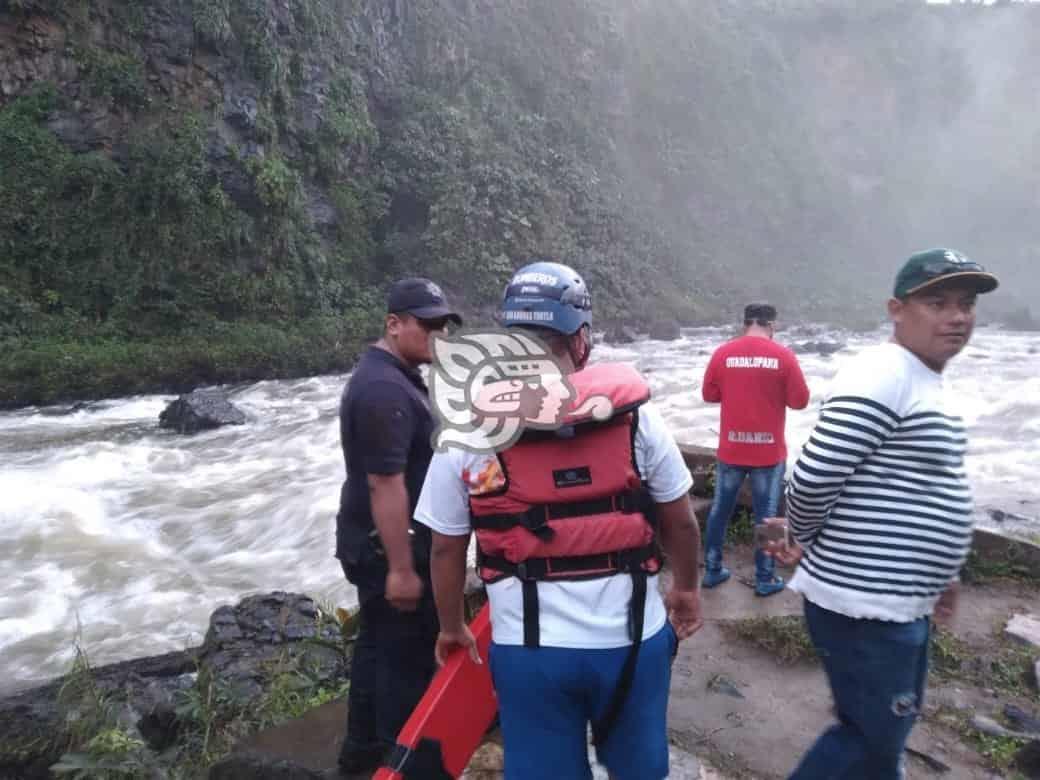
[700,301,809,595]
[767,249,999,778]
[333,277,462,774]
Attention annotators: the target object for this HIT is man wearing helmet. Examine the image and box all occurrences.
[415,261,704,779]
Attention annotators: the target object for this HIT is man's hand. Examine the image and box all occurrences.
[664,588,703,640]
[762,516,803,567]
[435,625,481,666]
[385,567,423,612]
[933,583,958,629]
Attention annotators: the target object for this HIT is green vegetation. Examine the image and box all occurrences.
[961,547,1040,586]
[718,615,817,665]
[46,604,353,778]
[3,0,1038,405]
[930,626,1039,698]
[928,705,1033,774]
[0,317,368,407]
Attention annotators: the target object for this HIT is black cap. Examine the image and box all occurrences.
[387,278,462,325]
[744,302,777,322]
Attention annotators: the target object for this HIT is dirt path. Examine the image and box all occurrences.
[233,547,1038,779]
[666,546,1040,779]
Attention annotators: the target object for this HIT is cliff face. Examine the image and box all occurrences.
[0,0,696,348]
[1,0,1037,404]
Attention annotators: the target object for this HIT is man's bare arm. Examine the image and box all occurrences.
[656,494,700,590]
[368,472,413,570]
[368,472,422,611]
[430,531,470,632]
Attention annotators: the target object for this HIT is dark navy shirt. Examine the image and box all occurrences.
[336,347,435,580]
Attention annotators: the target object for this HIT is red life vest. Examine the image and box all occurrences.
[469,362,661,644]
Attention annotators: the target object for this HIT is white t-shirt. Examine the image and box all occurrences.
[414,400,693,648]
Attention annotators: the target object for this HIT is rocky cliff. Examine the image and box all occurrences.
[2,0,1037,406]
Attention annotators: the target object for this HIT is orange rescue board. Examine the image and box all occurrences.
[373,604,497,779]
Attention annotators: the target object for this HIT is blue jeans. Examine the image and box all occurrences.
[704,460,785,583]
[488,623,677,780]
[789,599,930,780]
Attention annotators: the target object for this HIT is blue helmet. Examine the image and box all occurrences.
[500,261,592,335]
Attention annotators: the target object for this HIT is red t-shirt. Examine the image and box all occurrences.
[701,335,810,466]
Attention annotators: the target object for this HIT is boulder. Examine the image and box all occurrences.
[200,593,347,707]
[648,319,681,341]
[1006,614,1040,650]
[0,593,346,779]
[602,323,639,344]
[1015,740,1040,779]
[159,389,247,434]
[792,340,845,356]
[0,649,196,779]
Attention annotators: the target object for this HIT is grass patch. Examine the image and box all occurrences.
[43,601,355,778]
[929,626,1039,697]
[961,547,1040,586]
[718,615,816,665]
[927,704,1032,774]
[0,316,370,408]
[974,733,1031,772]
[725,507,755,547]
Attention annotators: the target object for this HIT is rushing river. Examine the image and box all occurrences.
[1,324,1037,692]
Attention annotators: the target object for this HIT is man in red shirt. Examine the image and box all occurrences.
[700,303,810,595]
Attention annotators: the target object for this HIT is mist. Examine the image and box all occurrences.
[494,0,1040,323]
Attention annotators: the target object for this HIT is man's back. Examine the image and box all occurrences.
[702,334,809,466]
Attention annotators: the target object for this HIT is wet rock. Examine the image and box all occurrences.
[905,746,951,773]
[207,132,264,214]
[135,673,197,750]
[1006,614,1040,650]
[0,649,196,779]
[1016,740,1040,779]
[602,323,639,344]
[208,751,324,780]
[792,340,845,356]
[200,592,347,710]
[304,185,338,236]
[987,508,1033,525]
[648,319,681,341]
[971,714,1037,741]
[707,673,745,699]
[159,389,247,434]
[1005,703,1040,736]
[0,593,348,778]
[1035,659,1040,690]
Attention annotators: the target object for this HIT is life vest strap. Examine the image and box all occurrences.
[591,570,648,747]
[478,543,658,582]
[471,488,654,541]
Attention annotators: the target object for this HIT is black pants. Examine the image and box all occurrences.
[338,562,439,765]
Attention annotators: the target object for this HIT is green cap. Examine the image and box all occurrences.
[893,248,999,299]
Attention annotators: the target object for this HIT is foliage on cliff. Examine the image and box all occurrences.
[1,0,1037,405]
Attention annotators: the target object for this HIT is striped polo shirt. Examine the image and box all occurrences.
[786,342,973,622]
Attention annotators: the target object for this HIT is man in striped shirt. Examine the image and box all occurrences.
[768,248,999,779]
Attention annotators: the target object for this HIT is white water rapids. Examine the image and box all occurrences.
[2,324,1038,692]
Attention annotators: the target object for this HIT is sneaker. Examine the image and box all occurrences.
[702,566,731,589]
[754,575,785,597]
